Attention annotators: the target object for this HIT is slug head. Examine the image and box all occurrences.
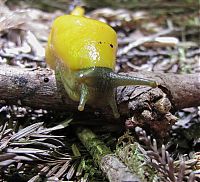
[75,67,157,118]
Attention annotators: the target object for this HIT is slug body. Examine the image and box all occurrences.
[46,7,157,118]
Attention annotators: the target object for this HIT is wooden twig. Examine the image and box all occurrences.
[0,65,199,136]
[76,127,141,182]
[0,65,199,111]
[117,28,174,56]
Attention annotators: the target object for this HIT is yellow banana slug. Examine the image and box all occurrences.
[46,7,157,118]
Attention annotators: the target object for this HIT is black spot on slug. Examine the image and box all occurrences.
[99,41,102,44]
[44,78,49,83]
[110,44,113,48]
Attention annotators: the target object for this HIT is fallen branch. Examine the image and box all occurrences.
[0,65,199,136]
[76,127,141,182]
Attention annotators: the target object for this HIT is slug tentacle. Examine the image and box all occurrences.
[109,72,157,88]
[108,91,120,119]
[78,84,89,111]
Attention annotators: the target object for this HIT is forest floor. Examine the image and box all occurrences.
[0,0,199,181]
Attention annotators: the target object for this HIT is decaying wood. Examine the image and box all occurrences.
[0,65,199,136]
[76,127,141,182]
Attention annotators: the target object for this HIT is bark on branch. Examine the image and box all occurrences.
[0,65,199,136]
